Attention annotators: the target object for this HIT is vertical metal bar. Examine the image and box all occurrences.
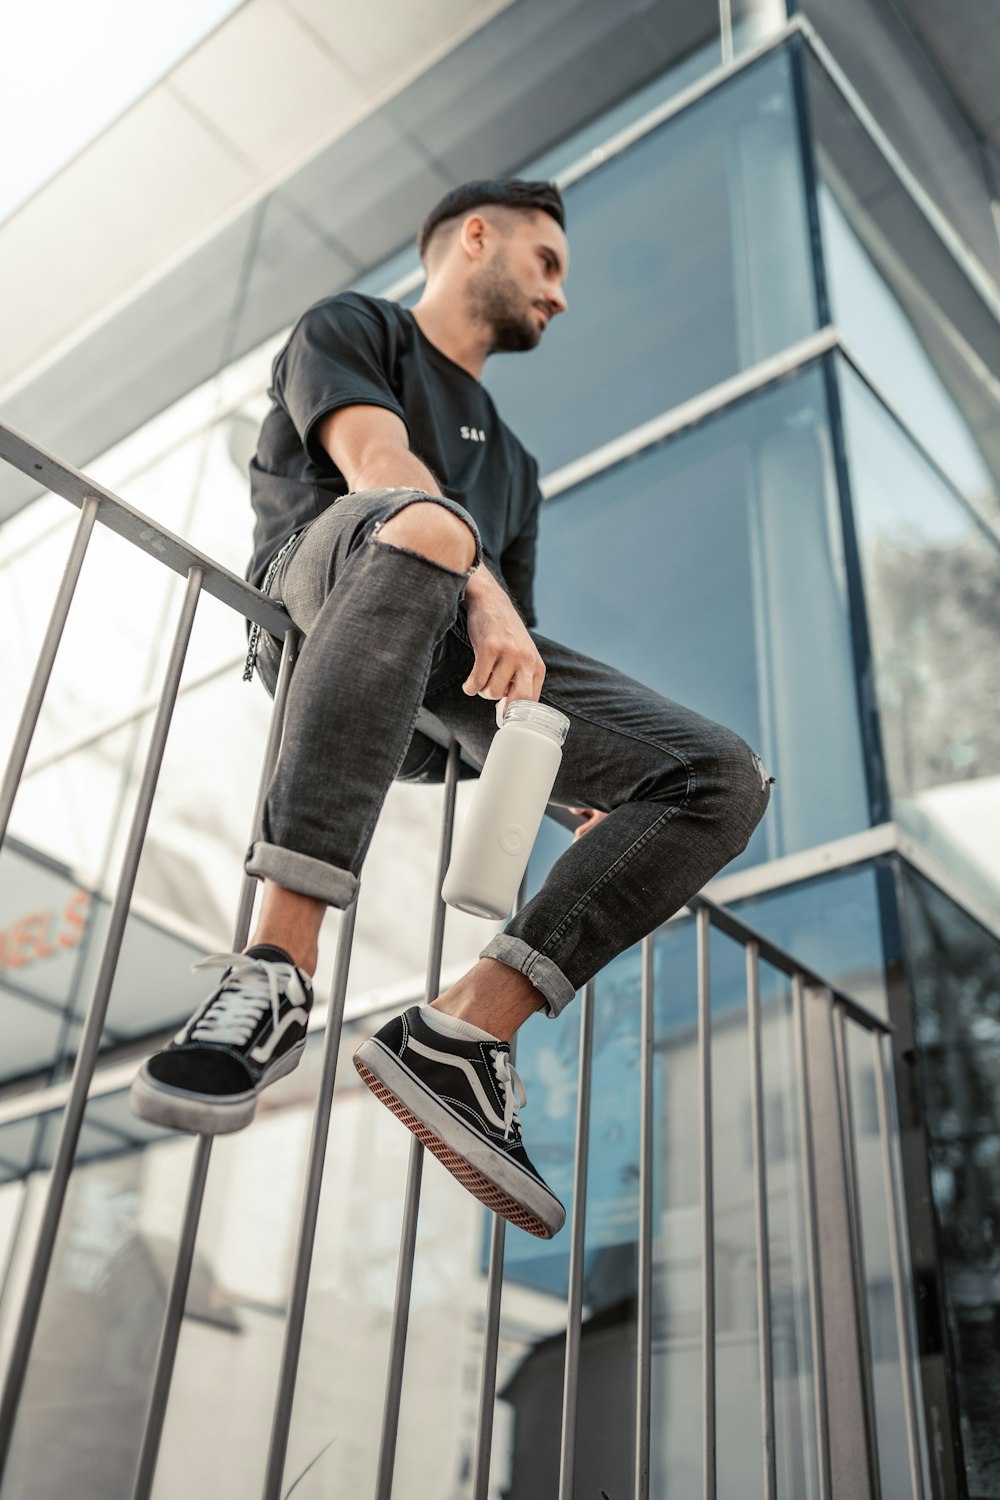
[719,0,735,65]
[791,973,832,1500]
[0,495,99,848]
[471,1126,511,1500]
[259,893,360,1500]
[471,870,528,1500]
[131,1135,212,1499]
[872,1029,928,1500]
[0,566,203,1477]
[557,976,596,1500]
[698,904,716,1500]
[373,738,462,1500]
[131,626,301,1500]
[233,628,301,943]
[746,943,777,1500]
[831,1003,883,1500]
[634,934,655,1500]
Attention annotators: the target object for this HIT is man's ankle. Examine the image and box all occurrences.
[245,938,317,978]
[433,959,543,1041]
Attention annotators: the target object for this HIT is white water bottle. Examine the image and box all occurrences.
[442,699,571,919]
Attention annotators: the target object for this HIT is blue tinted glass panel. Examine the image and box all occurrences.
[734,860,890,1019]
[526,23,725,184]
[837,358,1000,924]
[532,365,869,869]
[800,0,1000,283]
[482,48,818,476]
[819,183,998,520]
[809,54,1000,530]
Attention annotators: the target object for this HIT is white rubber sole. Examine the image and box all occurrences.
[353,1037,565,1239]
[129,1041,306,1136]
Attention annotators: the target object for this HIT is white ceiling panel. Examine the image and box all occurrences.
[280,0,513,97]
[168,0,368,179]
[0,86,260,388]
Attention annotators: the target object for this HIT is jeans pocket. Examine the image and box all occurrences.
[266,526,312,608]
[452,606,473,648]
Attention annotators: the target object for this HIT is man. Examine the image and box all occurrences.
[130,179,773,1240]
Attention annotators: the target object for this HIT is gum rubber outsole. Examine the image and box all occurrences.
[353,1053,560,1240]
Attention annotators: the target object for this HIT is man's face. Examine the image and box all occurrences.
[467,211,569,353]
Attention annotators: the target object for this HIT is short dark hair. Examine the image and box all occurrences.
[418,178,565,263]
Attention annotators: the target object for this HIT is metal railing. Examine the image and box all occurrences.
[0,420,927,1499]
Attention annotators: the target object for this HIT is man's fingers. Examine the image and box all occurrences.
[466,656,517,702]
[511,667,537,705]
[474,665,511,702]
[464,648,545,707]
[569,807,609,839]
[462,662,485,695]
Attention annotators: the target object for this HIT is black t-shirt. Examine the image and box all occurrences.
[246,291,542,628]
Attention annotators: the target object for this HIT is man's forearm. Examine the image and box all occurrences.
[350,444,443,497]
[461,556,524,625]
[463,562,504,603]
[346,441,514,612]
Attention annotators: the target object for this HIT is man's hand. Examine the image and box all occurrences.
[462,568,545,713]
[461,576,605,841]
[568,807,608,839]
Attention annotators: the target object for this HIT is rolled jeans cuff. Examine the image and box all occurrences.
[245,840,359,907]
[478,934,576,1019]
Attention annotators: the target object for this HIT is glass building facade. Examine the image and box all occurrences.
[1,1,998,1495]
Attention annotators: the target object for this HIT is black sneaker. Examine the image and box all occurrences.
[353,1006,565,1239]
[130,948,313,1135]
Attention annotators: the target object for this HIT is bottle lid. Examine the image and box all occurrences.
[501,699,570,745]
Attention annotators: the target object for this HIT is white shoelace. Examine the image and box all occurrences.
[490,1047,527,1139]
[184,952,297,1047]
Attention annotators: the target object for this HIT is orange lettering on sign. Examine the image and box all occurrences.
[0,889,91,975]
[58,890,90,949]
[32,910,56,961]
[7,916,36,969]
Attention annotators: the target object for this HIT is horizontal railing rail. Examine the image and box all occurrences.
[0,427,926,1500]
[0,421,290,637]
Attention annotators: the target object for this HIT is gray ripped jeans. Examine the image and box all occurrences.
[248,488,774,1018]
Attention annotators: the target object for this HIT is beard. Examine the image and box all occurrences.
[467,250,543,353]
